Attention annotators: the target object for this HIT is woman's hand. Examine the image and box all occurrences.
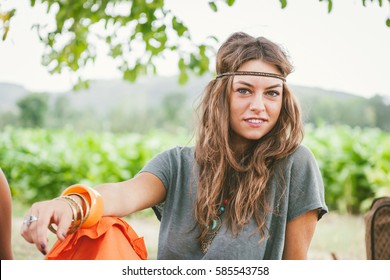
[20,199,73,255]
[20,172,166,255]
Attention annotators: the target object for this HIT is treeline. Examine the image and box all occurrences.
[0,84,389,134]
[296,88,390,132]
[0,91,197,134]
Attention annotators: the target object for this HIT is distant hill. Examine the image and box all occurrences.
[55,75,211,116]
[0,75,365,116]
[0,83,29,112]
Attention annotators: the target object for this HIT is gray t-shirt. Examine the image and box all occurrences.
[140,145,328,259]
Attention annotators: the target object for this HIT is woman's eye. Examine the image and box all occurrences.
[237,88,251,95]
[266,91,280,97]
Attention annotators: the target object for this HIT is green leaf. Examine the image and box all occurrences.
[387,18,390,27]
[178,70,188,84]
[327,0,333,13]
[319,0,333,13]
[207,35,219,43]
[226,0,236,6]
[73,78,89,91]
[178,57,186,71]
[279,0,287,9]
[111,44,123,58]
[172,16,187,36]
[123,68,137,82]
[208,1,218,12]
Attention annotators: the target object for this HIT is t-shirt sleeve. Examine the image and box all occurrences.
[139,149,173,190]
[287,145,328,222]
[138,148,175,221]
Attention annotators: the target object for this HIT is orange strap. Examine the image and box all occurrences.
[45,217,148,260]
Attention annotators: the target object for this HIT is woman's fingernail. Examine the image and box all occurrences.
[40,244,47,255]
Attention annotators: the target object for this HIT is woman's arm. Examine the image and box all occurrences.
[282,209,318,260]
[21,172,166,255]
[96,172,166,217]
[0,169,14,260]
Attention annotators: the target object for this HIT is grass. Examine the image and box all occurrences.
[12,207,366,260]
[309,212,366,259]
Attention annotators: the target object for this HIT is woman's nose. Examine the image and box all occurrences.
[249,95,266,112]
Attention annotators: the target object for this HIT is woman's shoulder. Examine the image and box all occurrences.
[282,144,318,169]
[162,145,195,158]
[151,146,195,167]
[285,144,318,166]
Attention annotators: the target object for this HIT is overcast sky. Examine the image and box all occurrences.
[0,0,389,98]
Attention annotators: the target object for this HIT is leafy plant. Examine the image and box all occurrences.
[1,125,389,213]
[304,124,390,213]
[0,127,190,204]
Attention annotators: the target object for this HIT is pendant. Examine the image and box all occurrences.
[200,198,228,254]
[200,216,222,254]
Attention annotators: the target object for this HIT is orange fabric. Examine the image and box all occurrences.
[45,217,148,260]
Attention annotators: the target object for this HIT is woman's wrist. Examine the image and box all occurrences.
[48,184,104,235]
[61,184,104,228]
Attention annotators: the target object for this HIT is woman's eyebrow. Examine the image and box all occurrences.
[265,84,283,90]
[233,80,253,87]
[233,80,283,90]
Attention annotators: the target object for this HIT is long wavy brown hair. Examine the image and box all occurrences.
[194,32,304,244]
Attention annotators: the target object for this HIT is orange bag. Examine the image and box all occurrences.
[45,217,148,260]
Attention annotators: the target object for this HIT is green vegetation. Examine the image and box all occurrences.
[304,125,390,213]
[1,125,389,214]
[16,93,49,128]
[0,127,192,204]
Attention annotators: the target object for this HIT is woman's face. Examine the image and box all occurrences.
[229,59,283,150]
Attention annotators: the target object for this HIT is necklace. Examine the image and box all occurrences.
[200,198,228,254]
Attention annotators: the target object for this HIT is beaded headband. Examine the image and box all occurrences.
[216,71,286,82]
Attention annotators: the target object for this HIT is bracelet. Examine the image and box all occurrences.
[61,196,84,233]
[49,196,81,234]
[61,184,104,228]
[66,192,90,224]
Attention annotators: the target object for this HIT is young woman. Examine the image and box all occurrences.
[0,168,14,260]
[21,32,327,259]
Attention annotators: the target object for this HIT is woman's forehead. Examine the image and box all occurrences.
[238,59,280,74]
[232,74,284,88]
